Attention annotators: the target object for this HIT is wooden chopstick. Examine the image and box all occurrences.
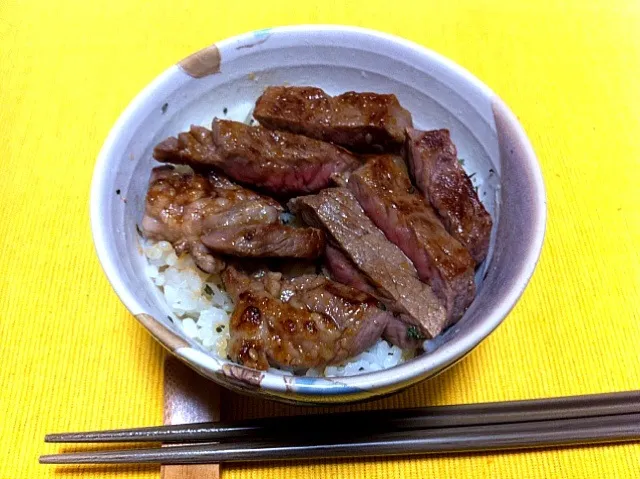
[44,390,640,444]
[161,357,221,479]
[39,412,640,464]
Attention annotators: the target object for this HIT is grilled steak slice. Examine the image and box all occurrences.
[324,246,426,349]
[347,155,476,322]
[405,128,493,262]
[223,266,327,303]
[153,119,361,195]
[325,245,425,349]
[223,266,391,371]
[201,224,325,259]
[324,244,379,297]
[325,248,425,349]
[289,188,447,338]
[222,266,279,301]
[229,291,337,370]
[154,125,217,168]
[141,166,282,272]
[254,86,413,153]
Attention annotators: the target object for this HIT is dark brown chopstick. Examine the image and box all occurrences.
[39,412,640,464]
[44,390,640,444]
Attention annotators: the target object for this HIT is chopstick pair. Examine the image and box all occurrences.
[40,391,640,465]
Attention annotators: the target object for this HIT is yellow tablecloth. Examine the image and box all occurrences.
[1,0,639,477]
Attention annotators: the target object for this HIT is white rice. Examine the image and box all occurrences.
[143,240,233,358]
[142,239,413,376]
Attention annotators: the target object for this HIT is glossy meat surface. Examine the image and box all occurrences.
[405,128,492,262]
[223,266,391,370]
[347,154,476,322]
[153,119,361,195]
[141,166,282,272]
[289,188,447,338]
[201,224,325,259]
[254,86,413,152]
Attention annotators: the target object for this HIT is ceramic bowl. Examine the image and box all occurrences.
[90,25,546,404]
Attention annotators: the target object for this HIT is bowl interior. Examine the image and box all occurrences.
[92,26,544,403]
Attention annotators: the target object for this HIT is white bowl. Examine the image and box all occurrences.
[91,25,546,404]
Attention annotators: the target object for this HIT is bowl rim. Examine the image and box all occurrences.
[91,24,546,397]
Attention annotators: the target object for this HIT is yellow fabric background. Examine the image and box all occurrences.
[1,0,639,477]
